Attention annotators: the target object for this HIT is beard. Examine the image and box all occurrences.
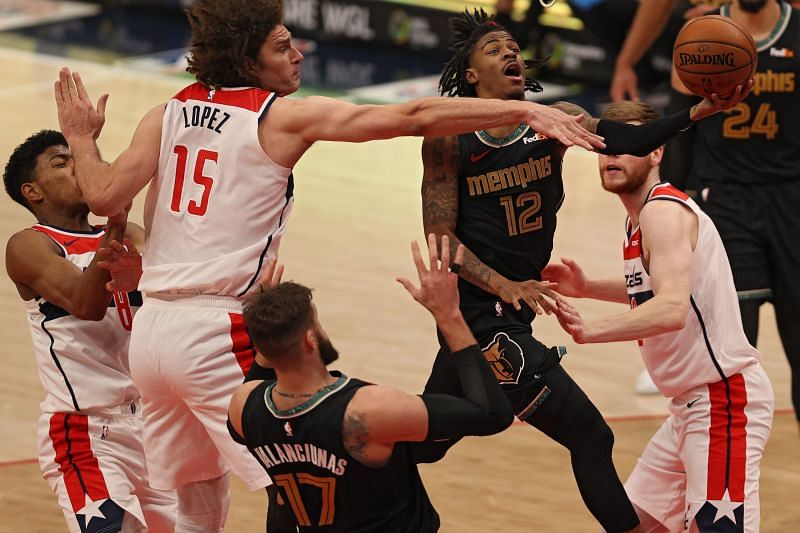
[315,330,339,365]
[601,172,649,194]
[739,0,768,13]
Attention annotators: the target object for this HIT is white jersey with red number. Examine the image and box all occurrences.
[623,183,761,398]
[25,225,141,414]
[139,82,294,298]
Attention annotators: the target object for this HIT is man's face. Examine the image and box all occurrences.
[597,124,662,194]
[27,145,86,210]
[466,31,526,100]
[250,25,304,96]
[309,305,339,365]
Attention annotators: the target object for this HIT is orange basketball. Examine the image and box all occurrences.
[673,15,757,99]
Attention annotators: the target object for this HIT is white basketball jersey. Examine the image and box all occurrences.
[139,83,294,298]
[24,225,141,414]
[623,183,760,398]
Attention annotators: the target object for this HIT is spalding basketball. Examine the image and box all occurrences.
[673,15,757,99]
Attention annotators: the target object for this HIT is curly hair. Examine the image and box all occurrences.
[185,0,284,88]
[600,101,660,123]
[439,8,545,98]
[244,282,315,358]
[3,129,67,213]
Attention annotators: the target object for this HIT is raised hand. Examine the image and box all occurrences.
[541,257,587,298]
[690,78,755,120]
[97,238,142,293]
[525,103,606,151]
[54,68,109,141]
[397,234,464,321]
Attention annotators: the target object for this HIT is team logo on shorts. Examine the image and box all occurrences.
[482,332,525,384]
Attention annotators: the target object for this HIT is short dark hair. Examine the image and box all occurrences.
[439,8,544,97]
[186,0,284,88]
[3,129,67,213]
[600,101,660,123]
[244,282,315,358]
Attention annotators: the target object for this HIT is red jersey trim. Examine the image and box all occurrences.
[647,182,690,202]
[31,225,104,256]
[173,82,274,112]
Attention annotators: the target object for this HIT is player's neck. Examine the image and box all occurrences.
[730,1,782,40]
[620,177,661,228]
[35,210,93,232]
[272,362,337,409]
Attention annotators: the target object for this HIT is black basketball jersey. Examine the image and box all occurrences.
[692,4,800,184]
[239,373,440,532]
[456,125,564,295]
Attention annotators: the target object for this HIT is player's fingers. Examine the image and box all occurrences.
[97,93,109,120]
[105,280,116,292]
[73,72,90,103]
[396,277,420,298]
[65,69,80,102]
[122,238,138,254]
[54,81,64,106]
[59,68,72,103]
[426,233,439,271]
[537,295,556,315]
[453,244,465,268]
[439,235,450,273]
[522,294,542,315]
[273,263,284,285]
[410,240,427,276]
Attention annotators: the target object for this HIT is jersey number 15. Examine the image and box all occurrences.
[170,145,217,216]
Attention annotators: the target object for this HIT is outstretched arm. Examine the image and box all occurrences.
[421,136,558,314]
[555,201,696,343]
[552,85,752,156]
[263,95,606,167]
[55,68,163,216]
[542,257,628,304]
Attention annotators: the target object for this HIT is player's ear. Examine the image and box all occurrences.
[651,145,665,167]
[303,328,317,353]
[465,67,479,85]
[21,182,43,205]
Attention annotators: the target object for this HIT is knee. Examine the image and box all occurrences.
[569,403,615,461]
[176,474,230,532]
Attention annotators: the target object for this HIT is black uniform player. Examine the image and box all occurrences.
[421,9,752,532]
[228,237,515,532]
[691,0,800,425]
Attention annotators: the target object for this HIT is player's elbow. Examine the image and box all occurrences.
[86,196,119,217]
[662,300,689,332]
[481,409,515,435]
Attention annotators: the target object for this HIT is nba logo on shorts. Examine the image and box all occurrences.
[495,301,503,317]
[101,425,109,440]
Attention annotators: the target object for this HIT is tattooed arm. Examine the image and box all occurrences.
[421,136,558,314]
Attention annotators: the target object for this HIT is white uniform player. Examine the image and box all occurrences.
[26,224,176,532]
[130,83,282,492]
[622,184,773,532]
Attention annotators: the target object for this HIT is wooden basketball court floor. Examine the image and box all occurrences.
[0,48,797,531]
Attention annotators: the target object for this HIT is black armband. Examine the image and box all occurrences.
[597,107,693,157]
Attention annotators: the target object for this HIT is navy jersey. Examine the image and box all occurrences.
[456,125,564,301]
[238,373,439,532]
[693,4,800,184]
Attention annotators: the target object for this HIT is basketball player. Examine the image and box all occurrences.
[228,235,514,531]
[419,9,750,532]
[546,100,774,532]
[3,130,176,532]
[51,0,607,529]
[691,0,800,431]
